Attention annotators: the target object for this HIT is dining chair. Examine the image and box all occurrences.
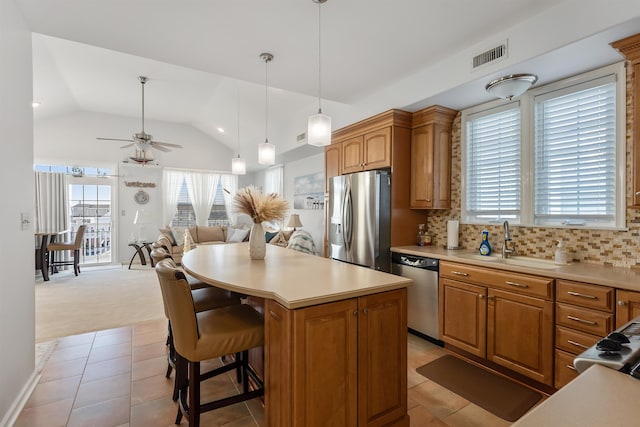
[47,225,87,276]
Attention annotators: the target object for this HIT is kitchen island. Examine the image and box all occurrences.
[182,243,411,427]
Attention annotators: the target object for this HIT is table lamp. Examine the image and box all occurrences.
[287,214,303,231]
[133,209,151,242]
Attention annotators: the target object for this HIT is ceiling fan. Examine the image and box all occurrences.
[96,76,182,161]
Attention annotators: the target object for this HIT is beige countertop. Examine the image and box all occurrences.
[512,364,640,426]
[182,242,411,309]
[391,245,640,292]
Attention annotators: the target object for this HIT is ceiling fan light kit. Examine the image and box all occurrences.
[485,73,538,100]
[258,53,276,166]
[307,0,331,147]
[96,75,182,161]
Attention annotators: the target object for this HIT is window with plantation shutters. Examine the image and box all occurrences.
[534,77,616,227]
[465,104,521,223]
[461,62,625,229]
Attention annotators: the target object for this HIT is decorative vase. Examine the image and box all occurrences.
[249,222,266,260]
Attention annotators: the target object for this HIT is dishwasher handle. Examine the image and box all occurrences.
[391,253,439,271]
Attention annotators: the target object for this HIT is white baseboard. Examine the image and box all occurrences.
[0,371,40,427]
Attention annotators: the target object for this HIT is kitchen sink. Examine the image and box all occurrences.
[455,253,560,269]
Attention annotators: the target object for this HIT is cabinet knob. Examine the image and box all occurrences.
[618,300,627,306]
[362,307,368,314]
[353,310,358,316]
[478,294,485,299]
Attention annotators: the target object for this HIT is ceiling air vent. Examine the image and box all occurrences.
[296,132,307,144]
[472,41,508,70]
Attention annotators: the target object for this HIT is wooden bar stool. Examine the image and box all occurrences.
[153,256,241,401]
[155,261,264,427]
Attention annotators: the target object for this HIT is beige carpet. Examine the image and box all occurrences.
[35,265,165,343]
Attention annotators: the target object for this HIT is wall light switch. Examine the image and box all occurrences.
[21,212,31,230]
[121,209,126,216]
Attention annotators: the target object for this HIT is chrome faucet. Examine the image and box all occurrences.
[502,220,517,259]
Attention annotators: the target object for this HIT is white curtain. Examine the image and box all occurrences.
[162,169,184,226]
[220,174,238,224]
[265,165,283,195]
[34,171,69,233]
[185,172,219,226]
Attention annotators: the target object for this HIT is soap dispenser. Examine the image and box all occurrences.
[479,230,492,256]
[555,239,567,265]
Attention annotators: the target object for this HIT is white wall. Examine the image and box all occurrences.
[34,111,235,263]
[0,0,36,424]
[283,154,325,254]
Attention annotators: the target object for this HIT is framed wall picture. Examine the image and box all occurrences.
[293,172,324,210]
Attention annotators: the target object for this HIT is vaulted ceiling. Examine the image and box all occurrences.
[18,0,640,170]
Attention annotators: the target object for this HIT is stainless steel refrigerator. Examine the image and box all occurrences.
[328,170,391,272]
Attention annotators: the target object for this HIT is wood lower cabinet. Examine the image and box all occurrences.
[616,289,640,326]
[439,261,554,386]
[265,288,408,427]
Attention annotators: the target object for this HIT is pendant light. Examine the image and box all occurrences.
[307,0,331,147]
[232,87,246,175]
[258,53,276,165]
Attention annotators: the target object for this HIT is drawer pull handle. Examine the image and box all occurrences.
[452,271,469,277]
[567,291,597,300]
[566,364,577,371]
[567,315,597,325]
[505,281,529,288]
[567,340,589,349]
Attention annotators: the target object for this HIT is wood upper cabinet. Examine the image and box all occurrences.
[266,288,409,427]
[324,143,341,192]
[410,106,457,209]
[611,33,640,207]
[341,127,392,174]
[616,289,640,327]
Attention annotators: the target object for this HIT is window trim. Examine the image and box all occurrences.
[461,61,626,230]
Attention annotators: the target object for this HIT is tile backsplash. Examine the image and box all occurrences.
[426,67,640,268]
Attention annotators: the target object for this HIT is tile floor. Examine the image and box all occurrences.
[16,320,514,427]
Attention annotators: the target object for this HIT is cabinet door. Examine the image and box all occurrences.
[358,289,407,427]
[324,143,341,192]
[439,278,487,357]
[363,127,392,170]
[616,289,640,327]
[264,300,293,427]
[410,125,434,208]
[342,136,364,174]
[487,288,554,386]
[292,298,358,427]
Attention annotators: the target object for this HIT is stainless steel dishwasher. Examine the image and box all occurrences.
[391,252,442,345]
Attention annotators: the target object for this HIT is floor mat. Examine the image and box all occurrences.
[416,355,543,422]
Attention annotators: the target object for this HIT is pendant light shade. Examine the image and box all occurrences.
[232,155,246,175]
[258,52,276,166]
[307,0,331,147]
[232,87,246,175]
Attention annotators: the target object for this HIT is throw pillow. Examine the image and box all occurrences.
[158,227,177,246]
[197,226,225,243]
[227,227,250,243]
[265,231,279,243]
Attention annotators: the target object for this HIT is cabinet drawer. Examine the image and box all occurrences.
[556,280,614,312]
[555,326,601,355]
[554,349,579,389]
[556,303,614,336]
[440,261,553,299]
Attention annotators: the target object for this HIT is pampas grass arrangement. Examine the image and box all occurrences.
[233,186,289,224]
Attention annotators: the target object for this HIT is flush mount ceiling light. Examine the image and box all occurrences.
[307,0,332,147]
[232,87,246,175]
[485,73,538,100]
[258,53,276,166]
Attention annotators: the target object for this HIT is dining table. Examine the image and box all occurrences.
[35,229,68,281]
[181,242,412,426]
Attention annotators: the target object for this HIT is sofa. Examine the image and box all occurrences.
[156,225,292,263]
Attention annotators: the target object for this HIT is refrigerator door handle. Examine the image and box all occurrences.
[343,182,353,250]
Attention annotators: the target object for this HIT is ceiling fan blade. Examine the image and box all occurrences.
[97,137,135,142]
[120,143,134,149]
[152,145,171,152]
[151,140,182,148]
